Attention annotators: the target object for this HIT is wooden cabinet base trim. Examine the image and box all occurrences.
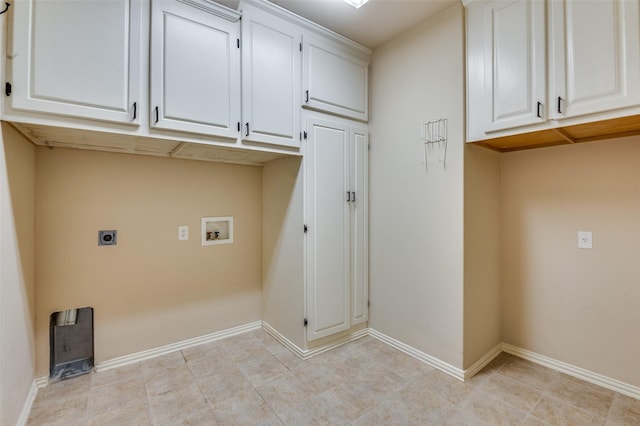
[471,114,640,152]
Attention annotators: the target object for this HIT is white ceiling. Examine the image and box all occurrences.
[216,0,459,49]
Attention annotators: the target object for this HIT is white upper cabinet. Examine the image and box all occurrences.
[9,0,141,125]
[550,0,640,119]
[483,0,546,133]
[303,36,369,122]
[150,0,241,139]
[466,0,640,143]
[240,3,302,148]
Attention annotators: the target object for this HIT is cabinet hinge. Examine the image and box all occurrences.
[299,132,302,141]
[304,318,308,327]
[303,224,308,233]
[5,82,11,97]
[237,38,240,49]
[303,131,307,140]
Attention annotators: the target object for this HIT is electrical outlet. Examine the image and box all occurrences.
[178,226,189,241]
[578,231,592,249]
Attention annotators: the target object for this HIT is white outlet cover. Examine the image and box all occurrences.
[178,226,189,241]
[578,231,592,249]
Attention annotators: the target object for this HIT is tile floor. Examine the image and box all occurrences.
[28,329,640,425]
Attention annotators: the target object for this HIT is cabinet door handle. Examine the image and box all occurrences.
[557,96,562,114]
[536,101,542,118]
[155,106,159,123]
[245,122,250,137]
[132,102,137,120]
[346,191,351,202]
[305,90,309,103]
[351,191,356,202]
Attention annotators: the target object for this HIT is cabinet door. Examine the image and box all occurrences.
[350,127,368,326]
[303,37,369,122]
[10,0,141,124]
[241,6,301,148]
[305,118,351,341]
[150,0,240,138]
[550,0,640,119]
[483,0,546,133]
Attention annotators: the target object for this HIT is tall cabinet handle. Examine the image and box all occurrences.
[557,96,562,114]
[132,102,137,120]
[155,106,159,123]
[245,122,250,137]
[536,101,542,118]
[305,90,309,103]
[346,191,351,202]
[351,192,356,202]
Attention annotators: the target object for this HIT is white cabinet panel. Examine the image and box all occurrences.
[350,127,368,326]
[305,116,368,342]
[150,0,240,138]
[241,5,301,148]
[305,119,350,340]
[303,37,369,121]
[550,0,640,119]
[484,0,546,132]
[10,0,141,124]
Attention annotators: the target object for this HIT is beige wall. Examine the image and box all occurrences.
[1,123,36,425]
[463,144,501,368]
[369,3,465,369]
[501,136,640,387]
[34,147,262,377]
[262,157,305,349]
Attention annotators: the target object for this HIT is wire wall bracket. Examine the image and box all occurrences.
[422,118,448,170]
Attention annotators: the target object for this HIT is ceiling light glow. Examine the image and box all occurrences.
[344,0,370,9]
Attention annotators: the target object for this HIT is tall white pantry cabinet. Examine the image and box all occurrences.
[5,0,371,351]
[304,117,368,342]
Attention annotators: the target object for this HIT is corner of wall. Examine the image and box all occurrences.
[463,143,502,368]
[0,122,37,425]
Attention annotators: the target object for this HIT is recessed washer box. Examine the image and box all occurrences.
[98,230,117,246]
[202,217,233,246]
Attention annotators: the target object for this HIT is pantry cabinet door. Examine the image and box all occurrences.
[10,0,141,124]
[350,126,368,326]
[241,5,301,148]
[483,0,546,133]
[150,0,240,138]
[550,0,640,119]
[305,118,351,342]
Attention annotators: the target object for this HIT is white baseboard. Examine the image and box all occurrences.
[17,380,39,426]
[368,328,465,381]
[463,343,503,380]
[95,320,262,372]
[261,321,369,360]
[502,343,640,400]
